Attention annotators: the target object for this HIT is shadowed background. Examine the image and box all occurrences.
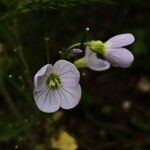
[0,0,150,149]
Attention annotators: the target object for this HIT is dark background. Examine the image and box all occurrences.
[0,0,150,149]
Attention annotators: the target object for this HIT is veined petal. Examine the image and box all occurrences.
[105,48,134,68]
[33,60,82,113]
[34,88,60,113]
[62,78,79,88]
[53,59,80,82]
[85,46,94,58]
[106,33,135,48]
[34,64,53,91]
[87,58,110,71]
[58,83,81,109]
[85,46,110,71]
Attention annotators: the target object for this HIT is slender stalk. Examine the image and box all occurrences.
[16,45,33,90]
[0,81,21,119]
[80,27,90,50]
[65,28,89,55]
[66,42,87,52]
[3,20,33,90]
[44,37,51,63]
[12,19,33,90]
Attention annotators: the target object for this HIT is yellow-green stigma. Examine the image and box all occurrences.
[89,40,108,55]
[46,73,62,89]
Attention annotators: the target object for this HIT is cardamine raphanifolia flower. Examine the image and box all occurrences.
[89,33,135,68]
[34,60,81,113]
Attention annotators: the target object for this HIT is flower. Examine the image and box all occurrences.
[74,46,110,71]
[34,60,81,113]
[74,34,135,70]
[89,33,135,68]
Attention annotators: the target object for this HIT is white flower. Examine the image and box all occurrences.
[34,60,81,113]
[89,33,135,68]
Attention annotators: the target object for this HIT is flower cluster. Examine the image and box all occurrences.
[33,33,135,113]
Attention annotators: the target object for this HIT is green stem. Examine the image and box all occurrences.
[80,27,90,50]
[12,19,33,90]
[44,37,51,63]
[8,76,33,107]
[66,42,87,53]
[0,81,21,119]
[3,20,33,90]
[16,45,33,90]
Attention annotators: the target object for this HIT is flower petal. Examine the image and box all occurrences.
[105,48,134,68]
[85,46,110,71]
[106,33,135,48]
[87,58,110,71]
[57,83,81,109]
[34,88,60,113]
[34,64,53,91]
[53,60,80,82]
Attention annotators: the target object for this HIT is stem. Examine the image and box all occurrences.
[4,19,33,90]
[66,42,87,53]
[65,27,89,56]
[80,27,90,50]
[44,37,51,63]
[12,19,33,90]
[8,76,33,108]
[15,45,33,90]
[0,81,21,119]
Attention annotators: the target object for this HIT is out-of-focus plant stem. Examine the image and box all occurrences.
[8,76,34,109]
[80,27,90,50]
[16,45,33,90]
[0,81,21,119]
[12,19,33,90]
[44,37,51,64]
[2,20,33,91]
[66,42,87,53]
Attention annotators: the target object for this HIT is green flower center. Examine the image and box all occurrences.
[89,40,108,55]
[46,73,62,89]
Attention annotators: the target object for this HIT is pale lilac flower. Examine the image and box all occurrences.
[89,33,135,68]
[34,60,81,113]
[85,46,110,71]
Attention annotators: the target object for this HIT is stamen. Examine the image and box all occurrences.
[89,40,107,55]
[46,73,62,89]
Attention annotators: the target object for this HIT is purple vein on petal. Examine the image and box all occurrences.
[58,88,70,107]
[59,69,76,76]
[56,89,62,109]
[61,87,75,99]
[42,89,49,110]
[56,64,69,74]
[63,86,78,92]
[48,90,52,111]
[35,87,48,102]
